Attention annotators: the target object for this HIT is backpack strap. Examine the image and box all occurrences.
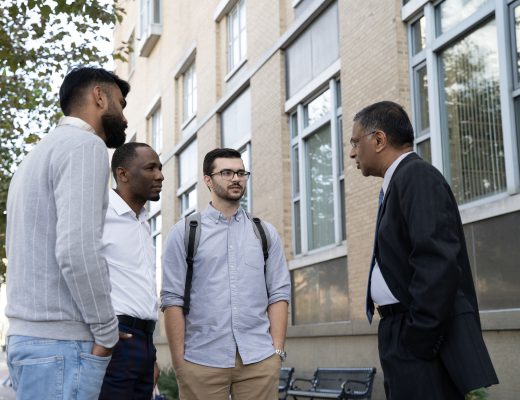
[245,212,271,274]
[183,211,271,316]
[183,212,201,316]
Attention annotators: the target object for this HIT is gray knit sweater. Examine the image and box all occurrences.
[5,117,119,348]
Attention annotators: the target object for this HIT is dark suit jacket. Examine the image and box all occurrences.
[375,153,498,393]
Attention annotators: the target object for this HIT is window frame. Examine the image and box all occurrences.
[290,78,344,257]
[177,139,198,218]
[183,62,197,123]
[227,0,247,73]
[406,0,520,206]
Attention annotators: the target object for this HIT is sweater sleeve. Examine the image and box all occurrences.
[54,138,118,348]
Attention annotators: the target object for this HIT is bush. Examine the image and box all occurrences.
[465,388,489,400]
[157,368,179,400]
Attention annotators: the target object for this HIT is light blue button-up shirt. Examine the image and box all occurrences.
[161,204,291,368]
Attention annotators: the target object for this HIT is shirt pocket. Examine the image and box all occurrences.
[243,241,265,269]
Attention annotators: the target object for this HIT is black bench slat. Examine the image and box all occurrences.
[287,367,376,400]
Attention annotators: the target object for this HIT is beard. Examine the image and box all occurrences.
[102,112,127,148]
[213,182,246,202]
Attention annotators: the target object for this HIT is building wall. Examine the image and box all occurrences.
[114,1,520,398]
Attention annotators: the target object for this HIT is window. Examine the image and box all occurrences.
[149,197,162,295]
[227,0,246,72]
[439,20,505,203]
[408,0,509,205]
[183,63,197,123]
[127,31,136,76]
[291,256,348,324]
[178,140,198,217]
[150,107,162,154]
[512,1,520,170]
[285,2,339,98]
[139,0,162,57]
[290,80,344,255]
[221,88,252,211]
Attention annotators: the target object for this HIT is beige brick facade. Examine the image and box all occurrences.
[114,1,518,398]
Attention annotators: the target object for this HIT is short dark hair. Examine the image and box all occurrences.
[203,148,242,176]
[111,142,151,181]
[59,66,130,115]
[353,101,414,147]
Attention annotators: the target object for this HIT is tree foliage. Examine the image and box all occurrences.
[0,0,126,281]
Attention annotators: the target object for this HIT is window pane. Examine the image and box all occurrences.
[415,66,429,134]
[515,5,520,85]
[436,0,487,35]
[188,188,197,209]
[440,20,505,204]
[152,108,162,153]
[222,88,251,148]
[292,256,348,324]
[305,89,330,127]
[292,146,300,195]
[464,212,520,310]
[340,178,346,241]
[306,124,334,250]
[153,0,160,24]
[516,97,520,165]
[239,146,250,211]
[286,3,338,98]
[411,16,426,55]
[417,140,432,164]
[179,140,197,187]
[290,113,298,138]
[336,80,342,107]
[293,201,301,255]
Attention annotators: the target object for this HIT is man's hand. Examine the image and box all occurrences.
[154,362,160,387]
[91,343,113,357]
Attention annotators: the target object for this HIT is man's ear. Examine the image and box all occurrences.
[374,130,388,152]
[116,166,129,183]
[92,85,107,109]
[203,175,213,192]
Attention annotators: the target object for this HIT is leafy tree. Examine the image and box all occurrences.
[0,0,126,281]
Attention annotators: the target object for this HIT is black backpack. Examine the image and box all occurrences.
[183,211,271,315]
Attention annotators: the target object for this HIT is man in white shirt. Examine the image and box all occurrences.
[99,142,164,399]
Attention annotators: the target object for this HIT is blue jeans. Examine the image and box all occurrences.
[7,335,112,400]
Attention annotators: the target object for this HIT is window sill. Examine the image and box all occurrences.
[181,114,197,131]
[225,58,247,82]
[288,243,346,270]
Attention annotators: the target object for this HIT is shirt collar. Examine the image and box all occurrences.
[204,202,244,223]
[58,116,97,134]
[382,151,414,196]
[109,190,148,220]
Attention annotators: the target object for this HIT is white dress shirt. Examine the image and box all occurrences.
[102,190,158,320]
[371,151,414,306]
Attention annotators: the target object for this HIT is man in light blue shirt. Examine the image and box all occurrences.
[161,148,291,400]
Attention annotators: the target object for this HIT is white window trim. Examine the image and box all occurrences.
[226,0,247,72]
[290,79,344,257]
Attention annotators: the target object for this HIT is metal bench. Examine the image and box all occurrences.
[279,367,295,400]
[287,367,376,400]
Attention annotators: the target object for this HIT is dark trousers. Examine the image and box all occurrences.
[99,322,156,400]
[378,313,463,400]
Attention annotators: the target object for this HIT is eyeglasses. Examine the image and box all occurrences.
[210,169,251,180]
[350,130,377,148]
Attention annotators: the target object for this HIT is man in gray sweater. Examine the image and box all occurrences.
[5,66,130,399]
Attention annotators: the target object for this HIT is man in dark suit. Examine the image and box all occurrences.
[350,101,498,399]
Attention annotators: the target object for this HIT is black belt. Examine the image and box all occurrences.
[377,303,408,318]
[117,315,156,334]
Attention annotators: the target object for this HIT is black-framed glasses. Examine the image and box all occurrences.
[350,130,377,148]
[210,169,251,180]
